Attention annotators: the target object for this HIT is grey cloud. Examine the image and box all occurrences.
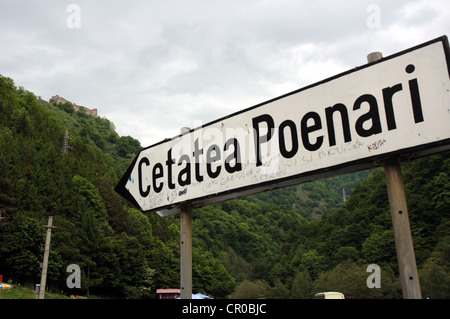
[1,0,449,146]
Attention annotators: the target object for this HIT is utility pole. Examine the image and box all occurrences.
[38,216,56,299]
[367,52,422,299]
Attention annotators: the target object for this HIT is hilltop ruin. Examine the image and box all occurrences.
[49,95,98,117]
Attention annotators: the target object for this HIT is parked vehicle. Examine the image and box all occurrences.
[314,292,345,299]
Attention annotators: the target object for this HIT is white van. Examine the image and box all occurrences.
[314,292,345,299]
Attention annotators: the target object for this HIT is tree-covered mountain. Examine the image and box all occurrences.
[232,157,449,298]
[0,75,233,298]
[0,74,448,299]
[190,156,449,299]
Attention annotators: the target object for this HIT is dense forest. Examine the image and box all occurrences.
[0,74,449,298]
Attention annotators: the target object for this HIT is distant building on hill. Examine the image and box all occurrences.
[49,95,98,117]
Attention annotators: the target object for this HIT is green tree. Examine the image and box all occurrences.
[419,236,450,299]
[70,175,119,295]
[229,280,270,299]
[360,229,396,266]
[291,271,313,299]
[299,249,327,280]
[268,279,290,299]
[334,246,360,264]
[0,148,16,214]
[116,135,141,157]
[0,213,43,284]
[420,262,450,299]
[59,102,74,114]
[221,246,253,283]
[313,262,367,299]
[193,248,236,298]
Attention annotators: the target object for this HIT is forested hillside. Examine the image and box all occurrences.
[0,74,448,299]
[0,75,233,298]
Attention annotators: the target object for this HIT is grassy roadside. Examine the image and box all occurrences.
[0,284,70,299]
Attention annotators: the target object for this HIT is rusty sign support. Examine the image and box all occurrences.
[368,52,422,299]
[180,204,192,299]
[384,157,422,299]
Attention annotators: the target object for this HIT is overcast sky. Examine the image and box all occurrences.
[1,0,449,146]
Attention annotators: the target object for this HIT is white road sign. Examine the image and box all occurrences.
[116,36,450,214]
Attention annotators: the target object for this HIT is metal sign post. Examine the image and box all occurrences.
[384,157,422,299]
[180,205,192,299]
[368,53,422,299]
